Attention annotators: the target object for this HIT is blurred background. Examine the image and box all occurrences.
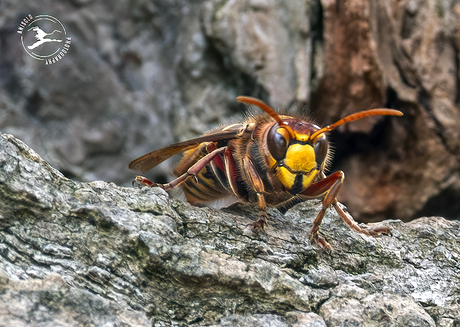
[1,0,459,222]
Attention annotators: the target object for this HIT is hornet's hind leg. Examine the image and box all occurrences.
[133,147,227,191]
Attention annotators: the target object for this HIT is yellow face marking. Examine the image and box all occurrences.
[277,144,319,191]
[278,167,296,190]
[278,167,318,191]
[302,170,318,189]
[284,144,316,172]
[293,132,310,142]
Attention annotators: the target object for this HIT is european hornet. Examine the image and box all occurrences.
[129,96,403,250]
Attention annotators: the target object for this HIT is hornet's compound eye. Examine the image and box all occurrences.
[313,134,328,166]
[267,124,290,161]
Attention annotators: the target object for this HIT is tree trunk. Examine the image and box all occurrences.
[1,132,459,326]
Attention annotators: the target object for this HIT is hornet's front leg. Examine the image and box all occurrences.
[301,171,389,250]
[242,156,269,229]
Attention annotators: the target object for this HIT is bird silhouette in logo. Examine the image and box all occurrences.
[27,26,63,50]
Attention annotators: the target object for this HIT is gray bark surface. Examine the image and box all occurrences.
[1,132,459,326]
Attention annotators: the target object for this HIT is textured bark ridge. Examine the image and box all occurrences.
[1,133,459,326]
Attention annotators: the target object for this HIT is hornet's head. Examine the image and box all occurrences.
[236,96,403,195]
[264,118,328,194]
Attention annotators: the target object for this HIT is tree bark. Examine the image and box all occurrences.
[1,132,459,326]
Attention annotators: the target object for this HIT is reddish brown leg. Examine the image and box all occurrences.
[133,175,156,187]
[333,200,390,236]
[253,193,269,229]
[302,171,389,250]
[133,147,227,191]
[242,156,269,229]
[302,171,345,251]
